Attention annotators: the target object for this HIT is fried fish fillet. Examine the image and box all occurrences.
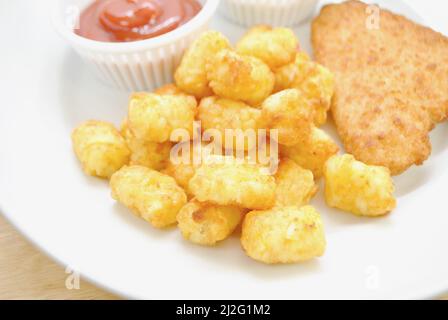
[312,0,448,175]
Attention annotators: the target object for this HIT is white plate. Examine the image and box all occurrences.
[1,0,448,299]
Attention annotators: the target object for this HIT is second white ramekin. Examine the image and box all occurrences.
[52,0,220,91]
[220,0,318,27]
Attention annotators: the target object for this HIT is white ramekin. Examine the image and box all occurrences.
[220,0,318,27]
[52,0,220,91]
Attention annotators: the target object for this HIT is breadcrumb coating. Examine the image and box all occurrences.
[312,0,448,173]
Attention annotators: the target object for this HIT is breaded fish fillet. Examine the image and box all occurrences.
[312,0,448,175]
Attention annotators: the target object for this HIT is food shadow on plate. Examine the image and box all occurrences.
[177,233,324,280]
[112,203,175,239]
[113,202,322,279]
[57,50,130,130]
[79,169,110,189]
[429,123,448,157]
[393,166,432,198]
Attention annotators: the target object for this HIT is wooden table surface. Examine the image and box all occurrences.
[0,213,446,300]
[0,214,118,300]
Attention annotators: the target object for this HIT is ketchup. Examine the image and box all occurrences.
[75,0,202,42]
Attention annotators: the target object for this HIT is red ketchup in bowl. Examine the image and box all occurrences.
[75,0,202,42]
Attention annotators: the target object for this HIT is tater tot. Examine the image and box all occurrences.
[128,92,197,143]
[175,31,231,98]
[261,89,314,146]
[298,63,335,126]
[110,166,187,228]
[280,127,339,179]
[241,206,326,264]
[206,49,275,106]
[189,156,276,210]
[274,52,335,126]
[72,120,130,179]
[245,138,280,173]
[163,161,196,195]
[177,199,245,246]
[274,52,311,92]
[163,161,195,195]
[220,138,280,175]
[324,154,396,217]
[198,96,266,150]
[275,159,317,207]
[236,26,298,69]
[163,141,220,195]
[154,83,187,96]
[121,119,172,170]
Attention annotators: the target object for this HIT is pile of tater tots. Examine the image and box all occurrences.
[72,26,396,264]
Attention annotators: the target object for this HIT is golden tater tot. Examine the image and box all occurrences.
[324,154,396,217]
[175,31,231,98]
[206,49,275,106]
[163,162,195,195]
[298,63,335,126]
[274,52,311,92]
[236,26,298,69]
[241,206,326,264]
[220,138,280,175]
[121,119,172,170]
[163,141,220,195]
[177,199,245,246]
[154,83,186,96]
[274,52,335,126]
[189,156,276,210]
[198,96,266,150]
[128,92,197,143]
[110,166,187,228]
[72,120,130,179]
[163,161,196,196]
[280,127,339,179]
[261,89,314,146]
[275,159,317,207]
[245,138,280,172]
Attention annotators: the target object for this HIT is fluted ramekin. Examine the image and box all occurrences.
[220,0,318,27]
[52,0,220,91]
